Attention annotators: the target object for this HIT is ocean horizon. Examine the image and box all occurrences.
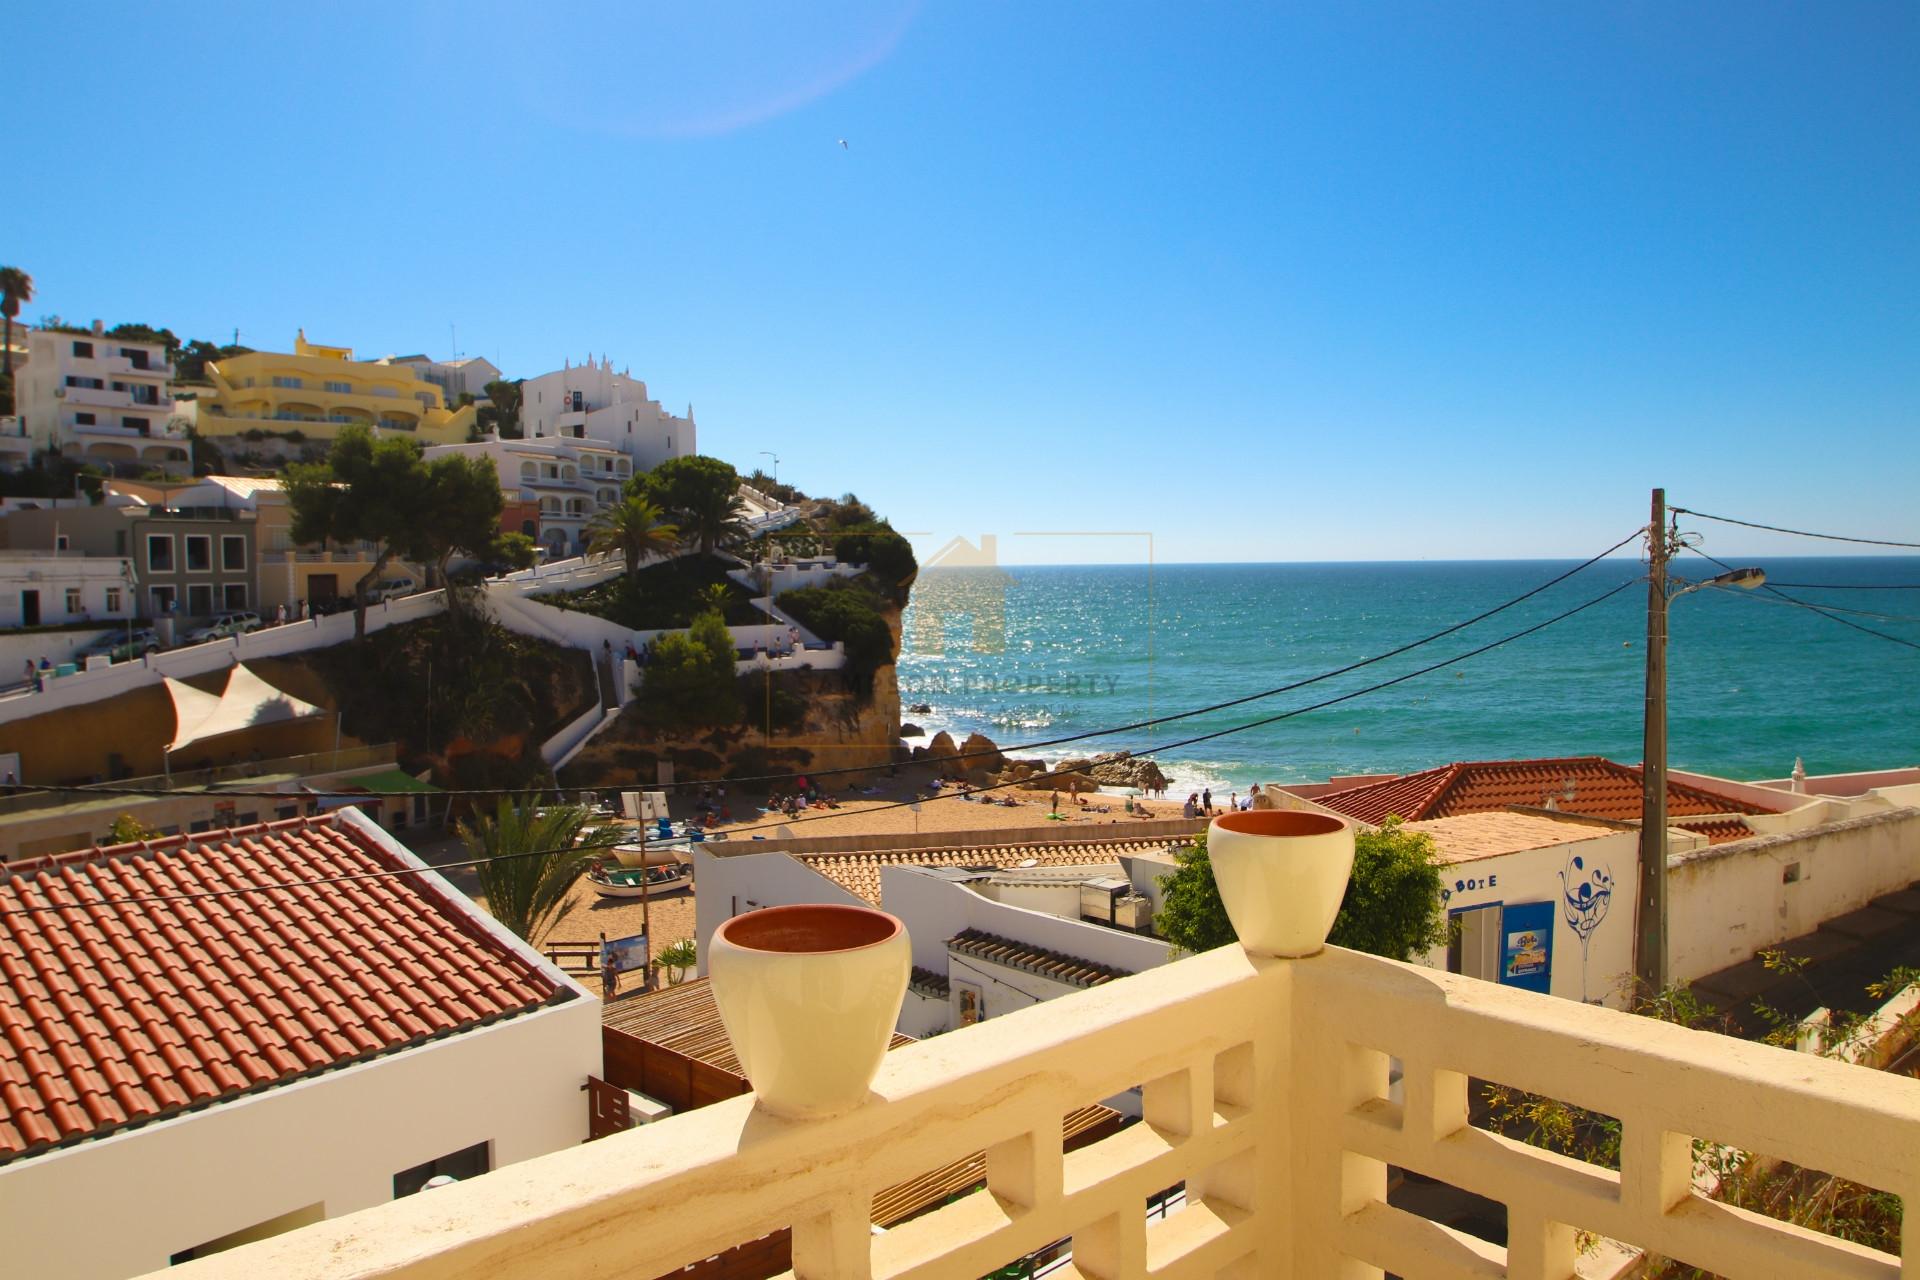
[897,555,1920,797]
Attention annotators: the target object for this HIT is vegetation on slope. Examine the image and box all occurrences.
[546,554,767,629]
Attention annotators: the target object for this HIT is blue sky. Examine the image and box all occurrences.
[9,2,1916,564]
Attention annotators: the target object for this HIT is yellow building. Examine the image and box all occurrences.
[194,330,477,446]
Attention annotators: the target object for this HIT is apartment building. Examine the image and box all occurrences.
[12,325,189,475]
[193,331,477,447]
[2,500,256,627]
[0,550,136,628]
[424,433,631,559]
[518,354,694,470]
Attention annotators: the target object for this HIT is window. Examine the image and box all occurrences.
[150,585,176,615]
[54,534,68,551]
[105,587,122,613]
[72,340,93,358]
[394,1142,490,1198]
[324,380,351,394]
[121,348,150,370]
[65,376,104,389]
[222,583,248,610]
[275,804,299,821]
[184,534,212,572]
[64,588,82,613]
[187,583,214,616]
[272,375,303,389]
[146,534,173,572]
[221,534,247,571]
[75,412,96,426]
[123,415,147,433]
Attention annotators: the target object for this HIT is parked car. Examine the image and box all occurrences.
[370,577,418,603]
[106,629,162,661]
[183,612,263,645]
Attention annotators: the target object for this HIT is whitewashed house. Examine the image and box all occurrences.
[519,355,694,470]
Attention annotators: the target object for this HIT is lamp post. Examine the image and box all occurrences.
[1634,487,1765,995]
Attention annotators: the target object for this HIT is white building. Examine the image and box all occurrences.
[0,810,602,1280]
[380,353,503,404]
[693,839,1174,1042]
[0,549,137,628]
[13,326,189,475]
[425,433,633,559]
[519,355,695,471]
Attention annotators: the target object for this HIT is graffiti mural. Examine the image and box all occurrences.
[1558,853,1614,1003]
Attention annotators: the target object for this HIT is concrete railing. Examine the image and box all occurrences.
[159,943,1920,1280]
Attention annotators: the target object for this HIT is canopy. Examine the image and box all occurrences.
[167,664,328,754]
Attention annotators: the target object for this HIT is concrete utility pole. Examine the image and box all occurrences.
[1634,488,1672,995]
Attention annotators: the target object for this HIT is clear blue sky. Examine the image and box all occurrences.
[10,2,1916,564]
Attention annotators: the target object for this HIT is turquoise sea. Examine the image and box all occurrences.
[897,558,1920,797]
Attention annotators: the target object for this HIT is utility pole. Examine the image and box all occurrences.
[1635,487,1671,996]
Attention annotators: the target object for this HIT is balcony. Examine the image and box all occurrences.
[63,385,175,414]
[159,943,1920,1280]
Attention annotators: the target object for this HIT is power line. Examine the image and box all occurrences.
[1683,546,1920,654]
[1700,585,1920,625]
[1671,507,1920,550]
[0,531,1646,804]
[1,575,1638,920]
[1764,582,1920,591]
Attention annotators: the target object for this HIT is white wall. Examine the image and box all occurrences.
[1667,807,1920,983]
[898,988,950,1040]
[880,866,1172,979]
[0,627,116,674]
[1413,829,1640,1008]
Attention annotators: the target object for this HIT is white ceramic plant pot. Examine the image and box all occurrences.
[1207,810,1355,957]
[709,904,910,1119]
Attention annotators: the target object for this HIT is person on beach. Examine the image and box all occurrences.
[601,953,619,999]
[1049,790,1059,814]
[1202,788,1212,814]
[1182,794,1198,819]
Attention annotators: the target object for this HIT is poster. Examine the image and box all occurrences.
[602,932,649,974]
[1499,901,1554,994]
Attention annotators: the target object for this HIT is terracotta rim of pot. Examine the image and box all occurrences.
[717,903,904,955]
[1211,810,1348,839]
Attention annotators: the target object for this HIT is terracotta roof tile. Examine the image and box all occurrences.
[947,929,1133,989]
[0,816,569,1164]
[797,839,1175,905]
[1677,819,1756,845]
[1314,756,1784,826]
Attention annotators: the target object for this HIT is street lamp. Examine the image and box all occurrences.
[1634,487,1766,995]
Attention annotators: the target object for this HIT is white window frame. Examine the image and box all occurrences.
[221,534,248,572]
[64,588,82,614]
[150,585,176,615]
[222,583,249,610]
[184,534,213,573]
[105,587,122,613]
[187,583,214,617]
[145,533,174,573]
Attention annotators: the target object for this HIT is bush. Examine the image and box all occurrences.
[634,610,741,729]
[778,579,896,693]
[1157,818,1447,960]
[833,527,917,600]
[546,554,764,629]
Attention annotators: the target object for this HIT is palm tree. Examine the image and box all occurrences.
[0,267,32,380]
[685,488,752,555]
[653,938,697,986]
[460,796,595,943]
[696,582,733,616]
[586,495,680,579]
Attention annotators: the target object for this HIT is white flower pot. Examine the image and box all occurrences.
[1208,810,1355,957]
[709,904,910,1119]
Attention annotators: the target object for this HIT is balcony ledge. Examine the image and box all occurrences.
[158,944,1920,1280]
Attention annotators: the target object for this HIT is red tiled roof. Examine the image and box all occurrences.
[0,817,569,1164]
[798,839,1172,905]
[1677,819,1756,845]
[1314,756,1784,826]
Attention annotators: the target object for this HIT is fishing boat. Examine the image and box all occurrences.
[589,862,691,899]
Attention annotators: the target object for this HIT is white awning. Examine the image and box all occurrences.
[166,664,328,754]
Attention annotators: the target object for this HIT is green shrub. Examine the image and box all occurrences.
[634,610,741,729]
[832,528,917,600]
[778,578,896,693]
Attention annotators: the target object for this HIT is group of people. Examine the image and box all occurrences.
[1180,783,1264,819]
[766,774,842,816]
[752,626,805,663]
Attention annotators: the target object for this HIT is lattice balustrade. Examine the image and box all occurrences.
[160,945,1920,1280]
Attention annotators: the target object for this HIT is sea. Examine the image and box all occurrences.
[897,557,1920,798]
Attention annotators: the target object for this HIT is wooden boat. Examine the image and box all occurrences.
[589,862,691,899]
[610,840,688,868]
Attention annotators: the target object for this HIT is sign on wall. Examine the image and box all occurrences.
[602,932,649,974]
[1499,901,1554,994]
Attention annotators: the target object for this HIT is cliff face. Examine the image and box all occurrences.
[557,599,905,789]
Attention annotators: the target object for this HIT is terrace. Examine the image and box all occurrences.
[164,935,1920,1279]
